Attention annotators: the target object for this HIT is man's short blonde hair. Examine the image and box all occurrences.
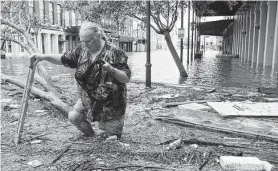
[80,21,107,40]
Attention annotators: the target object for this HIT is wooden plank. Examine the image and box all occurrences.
[155,116,278,143]
[14,62,37,144]
[178,103,211,111]
[207,102,278,117]
[163,99,221,108]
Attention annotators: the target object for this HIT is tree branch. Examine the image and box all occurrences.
[158,14,168,29]
[167,1,170,27]
[27,17,32,34]
[128,13,160,34]
[152,3,167,29]
[1,37,31,54]
[168,3,179,32]
[169,15,178,32]
[150,13,162,31]
[169,2,179,29]
[1,18,25,34]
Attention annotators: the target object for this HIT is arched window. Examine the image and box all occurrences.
[29,0,34,14]
[39,1,45,23]
[49,2,54,24]
[57,5,63,26]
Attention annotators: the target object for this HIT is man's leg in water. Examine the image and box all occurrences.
[68,99,94,136]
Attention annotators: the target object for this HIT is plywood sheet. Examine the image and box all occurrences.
[207,102,278,117]
[178,103,211,111]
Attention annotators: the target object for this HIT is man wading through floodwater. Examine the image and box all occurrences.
[30,22,131,139]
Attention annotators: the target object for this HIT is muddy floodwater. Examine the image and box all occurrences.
[2,49,278,88]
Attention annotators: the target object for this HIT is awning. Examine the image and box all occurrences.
[198,19,233,36]
[197,1,243,16]
[119,35,134,42]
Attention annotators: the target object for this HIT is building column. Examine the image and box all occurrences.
[232,20,236,54]
[252,2,260,65]
[53,34,59,54]
[234,16,237,54]
[263,1,277,68]
[236,15,240,55]
[244,12,250,63]
[44,33,51,54]
[272,2,278,72]
[69,35,73,50]
[238,15,242,59]
[61,35,67,53]
[240,14,247,62]
[257,2,268,67]
[11,41,19,56]
[236,16,241,55]
[247,6,255,63]
[37,33,42,53]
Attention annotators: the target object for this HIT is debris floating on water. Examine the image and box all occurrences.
[27,160,43,168]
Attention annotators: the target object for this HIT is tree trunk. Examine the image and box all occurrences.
[1,74,70,116]
[163,31,188,77]
[1,40,6,50]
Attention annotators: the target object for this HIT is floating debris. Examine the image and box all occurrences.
[27,160,43,168]
[30,140,43,144]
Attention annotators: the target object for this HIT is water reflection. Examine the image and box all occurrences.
[1,50,278,88]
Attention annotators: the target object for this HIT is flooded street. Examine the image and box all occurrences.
[1,49,278,88]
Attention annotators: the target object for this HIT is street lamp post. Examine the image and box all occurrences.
[146,0,152,87]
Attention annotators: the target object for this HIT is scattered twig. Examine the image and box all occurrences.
[2,86,17,91]
[67,141,96,145]
[187,151,195,164]
[51,144,72,164]
[199,151,212,170]
[27,133,50,142]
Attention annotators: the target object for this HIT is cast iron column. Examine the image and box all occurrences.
[180,1,184,63]
[187,1,190,62]
[146,0,152,87]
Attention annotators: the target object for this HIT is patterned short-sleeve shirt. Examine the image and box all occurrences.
[61,41,131,121]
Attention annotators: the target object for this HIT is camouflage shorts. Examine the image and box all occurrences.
[72,99,125,136]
